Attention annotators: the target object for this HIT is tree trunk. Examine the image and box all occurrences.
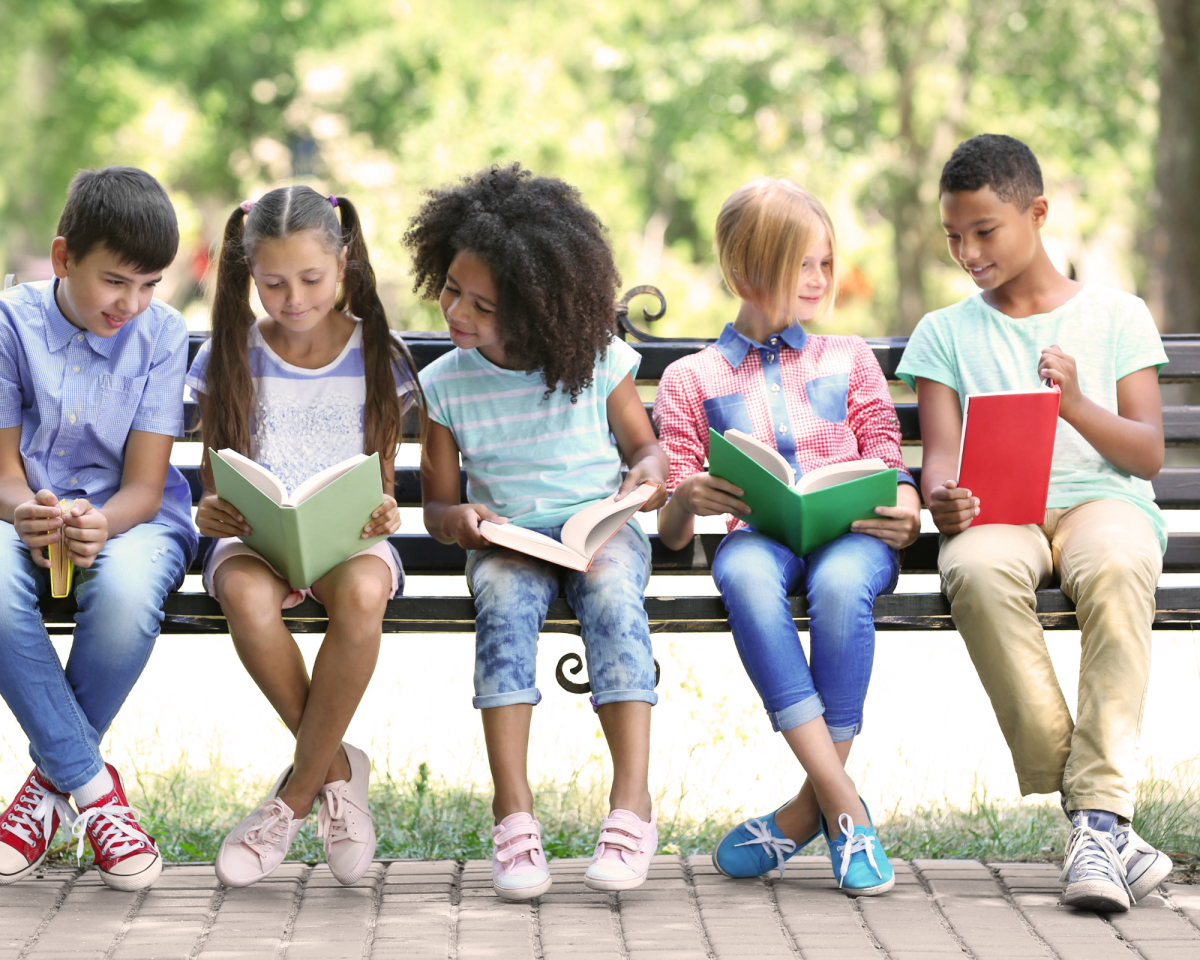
[1154,0,1200,331]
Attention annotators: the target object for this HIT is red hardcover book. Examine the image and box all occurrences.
[956,387,1061,526]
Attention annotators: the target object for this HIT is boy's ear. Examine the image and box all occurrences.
[50,237,71,279]
[1029,196,1050,230]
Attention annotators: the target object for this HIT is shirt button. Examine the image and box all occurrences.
[771,338,779,345]
[76,334,84,342]
[72,366,80,373]
[779,423,788,434]
[57,450,65,457]
[70,478,78,485]
[68,414,77,423]
[766,353,775,362]
[771,383,780,393]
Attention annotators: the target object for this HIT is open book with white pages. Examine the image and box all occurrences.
[478,483,659,571]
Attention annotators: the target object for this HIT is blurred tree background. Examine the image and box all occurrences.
[0,0,1188,337]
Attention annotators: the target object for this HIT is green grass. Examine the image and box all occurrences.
[44,759,1200,882]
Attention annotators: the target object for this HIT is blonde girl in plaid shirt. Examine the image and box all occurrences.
[655,178,921,895]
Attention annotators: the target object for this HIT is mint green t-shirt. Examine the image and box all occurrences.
[895,285,1169,551]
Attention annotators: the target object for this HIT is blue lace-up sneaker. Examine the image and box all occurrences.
[1114,823,1172,903]
[822,801,894,896]
[713,807,818,879]
[1060,810,1131,912]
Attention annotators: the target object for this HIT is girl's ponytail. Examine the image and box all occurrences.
[335,196,427,470]
[200,205,257,487]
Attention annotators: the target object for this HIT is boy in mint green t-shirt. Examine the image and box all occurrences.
[896,135,1170,914]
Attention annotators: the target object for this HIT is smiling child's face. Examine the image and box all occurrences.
[940,185,1047,291]
[51,239,163,338]
[792,228,832,322]
[440,250,507,366]
[249,231,346,333]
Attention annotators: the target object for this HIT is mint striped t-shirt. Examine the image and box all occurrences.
[420,338,640,529]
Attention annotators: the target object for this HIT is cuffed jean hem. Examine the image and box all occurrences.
[825,721,862,743]
[473,687,541,710]
[770,692,825,733]
[589,688,658,709]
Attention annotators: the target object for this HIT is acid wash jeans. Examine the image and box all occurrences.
[712,529,899,739]
[466,523,657,710]
[0,520,190,794]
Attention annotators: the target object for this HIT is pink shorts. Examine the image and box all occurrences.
[203,538,403,610]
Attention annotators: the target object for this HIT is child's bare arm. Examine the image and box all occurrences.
[1040,348,1163,480]
[656,474,749,551]
[421,419,502,549]
[916,377,979,535]
[607,374,669,511]
[193,392,250,538]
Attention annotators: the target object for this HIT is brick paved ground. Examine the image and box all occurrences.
[2,857,1197,959]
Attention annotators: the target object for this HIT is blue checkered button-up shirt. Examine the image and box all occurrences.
[0,279,197,556]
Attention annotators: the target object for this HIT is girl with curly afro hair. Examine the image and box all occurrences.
[409,164,669,900]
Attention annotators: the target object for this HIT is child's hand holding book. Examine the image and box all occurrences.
[443,503,508,551]
[670,472,750,518]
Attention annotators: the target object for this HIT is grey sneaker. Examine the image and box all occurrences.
[1115,824,1172,902]
[1060,810,1131,913]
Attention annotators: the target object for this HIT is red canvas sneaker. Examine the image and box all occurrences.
[70,764,161,891]
[0,768,74,885]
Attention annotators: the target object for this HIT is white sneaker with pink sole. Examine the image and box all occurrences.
[491,811,552,900]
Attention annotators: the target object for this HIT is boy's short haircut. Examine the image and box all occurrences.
[939,134,1044,211]
[715,177,838,323]
[55,166,179,273]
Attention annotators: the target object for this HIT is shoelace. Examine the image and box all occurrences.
[70,802,150,862]
[834,813,883,889]
[1060,825,1133,896]
[317,789,365,845]
[236,799,294,856]
[594,815,645,862]
[1,779,74,847]
[734,819,797,877]
[493,820,542,868]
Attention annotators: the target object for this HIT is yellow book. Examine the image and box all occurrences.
[48,499,75,598]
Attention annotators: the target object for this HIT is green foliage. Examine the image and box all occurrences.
[0,0,1161,333]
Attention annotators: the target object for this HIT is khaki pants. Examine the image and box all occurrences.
[939,498,1161,818]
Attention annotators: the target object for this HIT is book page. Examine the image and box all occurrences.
[479,521,584,568]
[215,448,287,505]
[559,483,655,558]
[795,458,889,495]
[723,430,795,486]
[290,453,372,506]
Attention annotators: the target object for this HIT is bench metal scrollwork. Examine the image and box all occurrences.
[554,652,661,694]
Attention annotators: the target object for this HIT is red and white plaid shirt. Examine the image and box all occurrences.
[654,322,913,533]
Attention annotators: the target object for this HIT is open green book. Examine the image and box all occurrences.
[707,428,897,556]
[209,449,387,589]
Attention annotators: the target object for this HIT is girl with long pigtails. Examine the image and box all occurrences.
[187,186,423,888]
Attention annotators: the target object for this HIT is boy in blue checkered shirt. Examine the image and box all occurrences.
[0,167,197,891]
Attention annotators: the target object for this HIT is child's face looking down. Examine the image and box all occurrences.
[940,186,1048,291]
[50,239,162,338]
[249,231,347,332]
[440,250,505,366]
[792,229,833,322]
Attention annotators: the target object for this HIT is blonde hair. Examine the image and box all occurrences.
[714,177,838,323]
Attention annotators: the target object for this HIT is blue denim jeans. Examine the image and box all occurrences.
[466,523,657,710]
[711,529,899,739]
[0,519,190,793]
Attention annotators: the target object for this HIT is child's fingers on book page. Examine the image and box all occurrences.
[27,546,52,569]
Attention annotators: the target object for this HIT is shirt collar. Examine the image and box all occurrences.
[714,321,808,369]
[43,280,119,357]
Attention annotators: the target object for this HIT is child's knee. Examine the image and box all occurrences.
[327,572,391,618]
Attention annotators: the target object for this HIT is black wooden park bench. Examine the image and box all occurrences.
[20,280,1200,694]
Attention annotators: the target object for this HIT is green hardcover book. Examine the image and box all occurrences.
[209,449,388,589]
[707,428,897,556]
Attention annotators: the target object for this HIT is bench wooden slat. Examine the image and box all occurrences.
[37,586,1200,635]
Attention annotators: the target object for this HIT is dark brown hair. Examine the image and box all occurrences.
[403,163,620,399]
[202,185,423,483]
[57,166,179,272]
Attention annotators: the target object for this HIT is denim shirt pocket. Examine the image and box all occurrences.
[804,373,849,424]
[96,373,149,442]
[702,393,753,436]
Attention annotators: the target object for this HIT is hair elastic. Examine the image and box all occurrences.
[239,200,256,214]
[329,195,339,208]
